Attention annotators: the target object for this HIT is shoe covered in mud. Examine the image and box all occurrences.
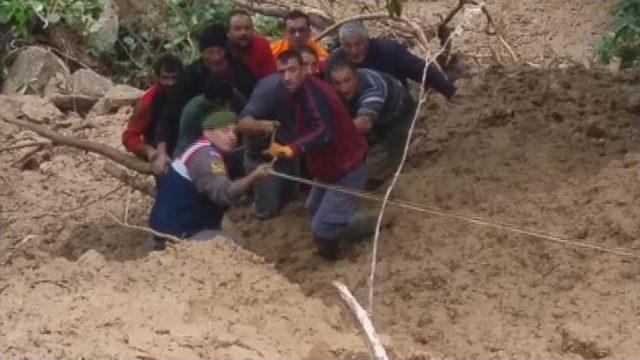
[313,236,338,261]
[151,237,167,251]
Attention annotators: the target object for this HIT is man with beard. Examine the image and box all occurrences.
[121,54,183,165]
[226,9,276,79]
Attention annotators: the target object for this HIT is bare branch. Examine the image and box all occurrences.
[2,117,153,175]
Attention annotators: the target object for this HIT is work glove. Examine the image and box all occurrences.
[263,141,294,159]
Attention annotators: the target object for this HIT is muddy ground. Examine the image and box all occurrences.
[2,0,639,359]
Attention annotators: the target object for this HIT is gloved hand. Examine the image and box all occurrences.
[252,163,273,179]
[263,141,294,159]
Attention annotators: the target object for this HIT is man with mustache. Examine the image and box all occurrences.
[226,9,276,79]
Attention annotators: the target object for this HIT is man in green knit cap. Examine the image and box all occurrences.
[149,110,270,250]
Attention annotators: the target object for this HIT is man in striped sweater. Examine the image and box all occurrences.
[328,58,416,189]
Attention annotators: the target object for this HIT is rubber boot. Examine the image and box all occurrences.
[313,235,338,261]
[334,213,379,243]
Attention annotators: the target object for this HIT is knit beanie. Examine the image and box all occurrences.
[199,24,228,51]
[202,111,237,129]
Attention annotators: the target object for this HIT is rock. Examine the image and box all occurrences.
[559,323,611,359]
[1,95,64,123]
[304,341,332,360]
[585,122,607,139]
[49,93,99,113]
[104,84,142,109]
[626,92,640,114]
[88,0,119,51]
[87,97,109,116]
[76,249,107,270]
[43,72,70,97]
[70,69,113,98]
[4,46,70,96]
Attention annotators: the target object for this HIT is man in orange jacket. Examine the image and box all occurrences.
[270,10,328,62]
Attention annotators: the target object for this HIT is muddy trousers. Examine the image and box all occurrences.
[366,114,412,187]
[305,160,367,240]
[244,155,300,220]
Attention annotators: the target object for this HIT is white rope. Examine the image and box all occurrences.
[367,4,484,316]
[269,170,639,258]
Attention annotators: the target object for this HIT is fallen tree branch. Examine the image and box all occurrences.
[315,12,388,40]
[1,140,51,152]
[231,0,334,30]
[103,163,155,197]
[2,117,153,175]
[332,281,389,360]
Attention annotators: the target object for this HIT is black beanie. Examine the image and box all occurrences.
[199,24,228,51]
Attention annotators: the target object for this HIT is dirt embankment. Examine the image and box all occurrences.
[2,0,639,359]
[238,65,640,359]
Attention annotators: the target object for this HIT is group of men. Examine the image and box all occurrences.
[121,9,456,260]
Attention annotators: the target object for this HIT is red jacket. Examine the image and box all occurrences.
[121,84,159,154]
[240,35,276,79]
[287,76,367,183]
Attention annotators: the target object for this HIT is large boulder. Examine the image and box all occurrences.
[88,84,141,116]
[4,47,70,96]
[70,69,113,98]
[1,95,64,124]
[104,84,142,109]
[48,93,99,113]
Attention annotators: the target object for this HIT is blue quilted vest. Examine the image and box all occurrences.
[149,140,226,238]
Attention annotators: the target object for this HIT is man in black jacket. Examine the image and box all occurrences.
[153,24,257,175]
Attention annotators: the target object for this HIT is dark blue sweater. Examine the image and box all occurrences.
[326,38,456,99]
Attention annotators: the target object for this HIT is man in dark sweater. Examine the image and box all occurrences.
[325,21,456,100]
[239,50,368,260]
[153,24,257,175]
[328,59,415,189]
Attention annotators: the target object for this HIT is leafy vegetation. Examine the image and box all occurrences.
[0,0,102,37]
[1,0,281,86]
[596,0,640,69]
[110,2,281,86]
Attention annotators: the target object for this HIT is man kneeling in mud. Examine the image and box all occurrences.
[149,111,270,250]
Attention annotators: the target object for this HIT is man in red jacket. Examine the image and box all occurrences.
[226,9,276,79]
[240,49,368,260]
[121,54,183,163]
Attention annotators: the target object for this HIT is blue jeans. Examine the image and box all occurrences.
[244,155,300,219]
[306,161,366,239]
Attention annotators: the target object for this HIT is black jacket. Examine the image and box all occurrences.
[155,57,257,155]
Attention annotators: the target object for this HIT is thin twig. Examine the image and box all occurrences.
[124,187,132,223]
[107,211,181,244]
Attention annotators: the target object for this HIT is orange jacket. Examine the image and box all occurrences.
[270,38,329,60]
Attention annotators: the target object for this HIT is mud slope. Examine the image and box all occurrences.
[240,65,640,359]
[2,240,367,359]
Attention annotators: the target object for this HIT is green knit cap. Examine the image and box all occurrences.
[202,110,237,129]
